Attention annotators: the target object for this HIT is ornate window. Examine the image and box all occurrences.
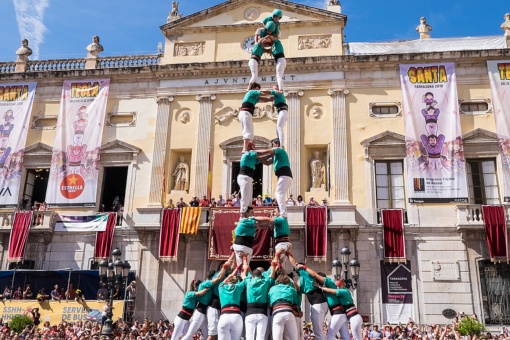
[466,159,499,205]
[369,102,401,118]
[31,115,57,130]
[106,112,137,127]
[459,99,491,115]
[479,260,510,325]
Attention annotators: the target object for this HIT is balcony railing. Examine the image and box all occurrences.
[0,62,16,74]
[28,59,86,72]
[0,210,54,230]
[376,209,409,225]
[456,204,510,229]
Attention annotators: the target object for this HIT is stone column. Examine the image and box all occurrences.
[194,94,216,197]
[286,90,304,197]
[148,96,173,206]
[328,89,350,204]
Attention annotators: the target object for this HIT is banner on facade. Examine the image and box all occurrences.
[0,300,123,325]
[46,79,110,207]
[380,261,413,324]
[488,60,510,201]
[55,213,110,232]
[400,63,468,203]
[0,82,36,207]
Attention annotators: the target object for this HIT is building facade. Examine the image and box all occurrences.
[0,0,509,327]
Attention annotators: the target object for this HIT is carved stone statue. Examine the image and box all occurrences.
[167,1,182,22]
[86,36,104,57]
[310,150,326,190]
[328,0,339,5]
[16,39,32,62]
[172,156,189,191]
[501,13,510,37]
[416,17,432,39]
[178,111,190,124]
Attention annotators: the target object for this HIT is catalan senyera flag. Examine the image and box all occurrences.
[179,207,202,234]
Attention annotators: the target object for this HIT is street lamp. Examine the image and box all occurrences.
[335,246,360,290]
[100,248,131,339]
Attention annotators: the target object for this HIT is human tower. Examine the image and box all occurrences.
[171,10,362,340]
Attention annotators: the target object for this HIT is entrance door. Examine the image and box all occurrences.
[22,168,49,209]
[231,162,263,198]
[100,167,128,211]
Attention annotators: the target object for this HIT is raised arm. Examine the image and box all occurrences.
[240,252,251,280]
[318,286,336,295]
[255,216,273,228]
[299,264,324,285]
[194,287,211,297]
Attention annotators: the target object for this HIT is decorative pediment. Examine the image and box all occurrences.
[220,135,271,160]
[214,105,277,125]
[160,0,346,34]
[461,128,499,157]
[100,139,141,155]
[24,142,53,156]
[360,131,406,160]
[100,139,141,164]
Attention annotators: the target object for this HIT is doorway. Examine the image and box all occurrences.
[231,162,263,198]
[100,167,128,212]
[22,168,49,209]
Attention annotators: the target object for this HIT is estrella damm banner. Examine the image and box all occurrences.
[0,300,123,326]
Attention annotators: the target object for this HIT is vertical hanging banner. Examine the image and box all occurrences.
[0,82,36,207]
[488,61,510,201]
[380,261,413,324]
[400,63,468,203]
[46,79,110,207]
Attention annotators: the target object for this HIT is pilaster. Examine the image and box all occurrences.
[328,89,350,204]
[148,96,172,206]
[286,90,304,197]
[194,94,216,197]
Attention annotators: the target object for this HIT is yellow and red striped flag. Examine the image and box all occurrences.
[179,207,202,234]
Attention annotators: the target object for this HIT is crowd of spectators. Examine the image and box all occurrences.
[165,193,330,209]
[0,316,508,340]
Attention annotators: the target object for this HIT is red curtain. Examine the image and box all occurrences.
[382,209,406,261]
[8,211,33,262]
[482,205,509,262]
[208,207,274,260]
[159,209,181,261]
[305,206,327,261]
[94,212,117,261]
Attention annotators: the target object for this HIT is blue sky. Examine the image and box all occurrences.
[0,0,507,61]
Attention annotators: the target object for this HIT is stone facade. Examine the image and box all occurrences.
[0,0,508,328]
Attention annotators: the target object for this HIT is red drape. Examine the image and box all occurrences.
[159,209,181,261]
[482,205,509,262]
[8,211,33,262]
[94,212,117,261]
[305,206,327,261]
[208,207,274,260]
[382,209,406,261]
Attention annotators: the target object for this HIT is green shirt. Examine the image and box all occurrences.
[272,148,290,172]
[297,268,316,294]
[182,291,198,310]
[268,284,297,306]
[212,270,222,297]
[197,280,214,305]
[240,151,259,170]
[262,16,280,35]
[243,90,261,106]
[219,281,246,307]
[271,90,286,106]
[274,216,290,238]
[335,288,354,305]
[235,217,257,238]
[244,275,274,304]
[323,277,341,308]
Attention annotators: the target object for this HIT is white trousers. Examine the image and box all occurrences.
[327,313,348,340]
[171,315,190,340]
[181,310,208,340]
[239,110,254,142]
[207,307,220,336]
[245,313,268,340]
[232,243,253,266]
[272,311,297,340]
[274,241,292,263]
[276,58,287,91]
[248,58,259,85]
[275,176,292,218]
[350,314,363,340]
[295,316,303,340]
[310,302,329,340]
[218,313,244,340]
[237,174,253,213]
[276,109,288,148]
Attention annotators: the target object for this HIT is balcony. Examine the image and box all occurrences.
[455,204,510,230]
[0,210,55,232]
